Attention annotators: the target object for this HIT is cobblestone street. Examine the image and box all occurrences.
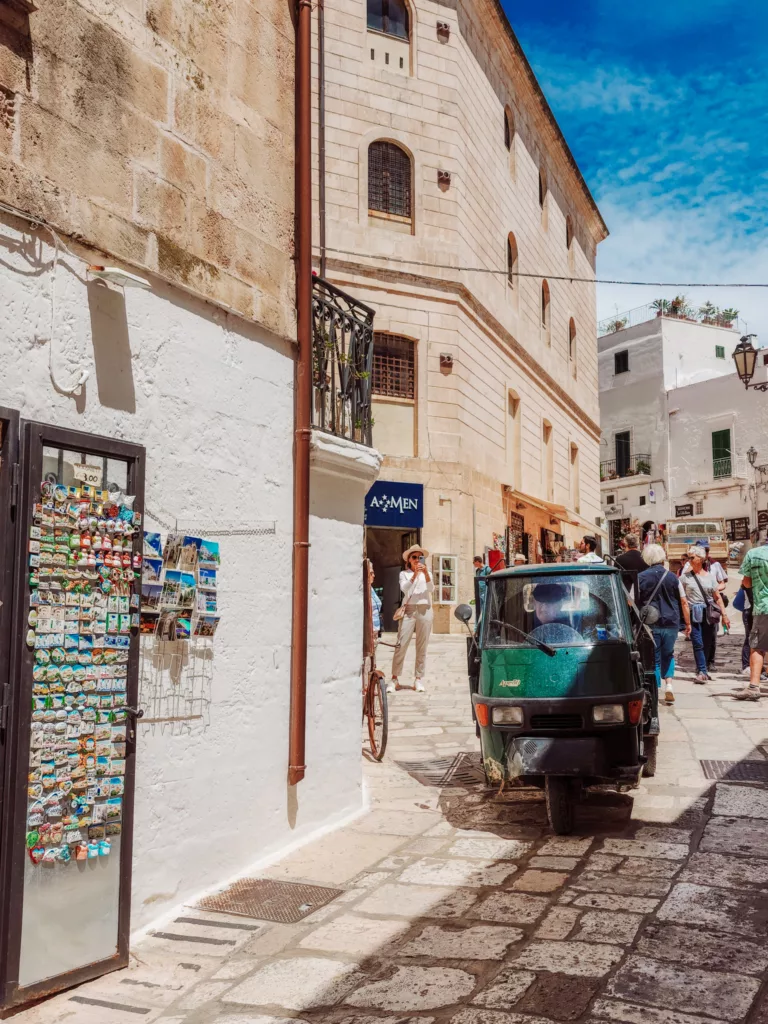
[18,620,768,1024]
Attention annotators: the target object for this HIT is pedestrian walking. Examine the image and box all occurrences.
[680,546,730,683]
[615,534,646,595]
[682,544,727,669]
[473,555,491,620]
[389,545,434,694]
[735,536,768,700]
[577,536,604,563]
[638,544,691,705]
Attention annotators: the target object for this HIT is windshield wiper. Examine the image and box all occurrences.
[490,620,556,657]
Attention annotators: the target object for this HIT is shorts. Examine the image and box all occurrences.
[749,614,768,652]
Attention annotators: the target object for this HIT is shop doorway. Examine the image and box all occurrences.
[0,418,145,1016]
[506,513,528,562]
[366,527,418,631]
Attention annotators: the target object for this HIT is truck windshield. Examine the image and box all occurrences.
[484,573,628,648]
[671,522,724,541]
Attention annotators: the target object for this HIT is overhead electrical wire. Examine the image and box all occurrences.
[323,245,768,288]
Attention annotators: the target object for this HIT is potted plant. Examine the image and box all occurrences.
[668,294,686,318]
[636,459,651,475]
[698,301,718,325]
[608,318,628,333]
[719,308,739,327]
[652,298,670,317]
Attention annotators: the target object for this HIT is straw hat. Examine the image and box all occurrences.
[402,544,430,562]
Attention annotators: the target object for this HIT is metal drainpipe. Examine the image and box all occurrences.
[318,0,327,279]
[289,0,313,786]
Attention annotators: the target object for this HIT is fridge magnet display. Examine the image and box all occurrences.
[23,478,139,870]
[198,539,220,569]
[193,615,220,638]
[143,532,163,559]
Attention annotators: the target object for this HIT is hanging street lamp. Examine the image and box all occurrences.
[732,334,768,390]
[748,446,758,466]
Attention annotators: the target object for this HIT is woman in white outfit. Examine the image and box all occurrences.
[389,545,434,693]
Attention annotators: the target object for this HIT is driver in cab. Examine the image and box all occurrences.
[531,582,616,643]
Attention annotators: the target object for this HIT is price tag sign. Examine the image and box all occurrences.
[72,464,103,486]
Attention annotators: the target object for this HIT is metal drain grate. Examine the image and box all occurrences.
[396,751,486,788]
[196,878,343,923]
[700,760,768,782]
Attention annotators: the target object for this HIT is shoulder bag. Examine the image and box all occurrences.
[639,568,671,626]
[691,571,722,626]
[393,573,417,622]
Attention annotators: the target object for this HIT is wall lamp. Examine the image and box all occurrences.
[733,334,768,391]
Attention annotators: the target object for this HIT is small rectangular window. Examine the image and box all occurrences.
[639,496,646,507]
[399,56,404,68]
[715,345,725,359]
[606,494,616,505]
[695,500,704,515]
[614,350,629,374]
[371,48,375,59]
[385,52,389,63]
[372,333,415,399]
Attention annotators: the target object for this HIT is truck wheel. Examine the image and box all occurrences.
[642,736,658,778]
[546,776,575,835]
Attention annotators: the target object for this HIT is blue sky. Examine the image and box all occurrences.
[504,1,768,339]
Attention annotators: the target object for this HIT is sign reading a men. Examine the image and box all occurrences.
[365,481,424,529]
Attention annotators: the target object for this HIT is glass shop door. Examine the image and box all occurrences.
[0,422,145,1016]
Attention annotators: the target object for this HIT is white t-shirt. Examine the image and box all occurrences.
[577,552,604,563]
[400,569,434,607]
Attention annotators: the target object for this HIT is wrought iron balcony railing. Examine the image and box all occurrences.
[600,453,651,480]
[311,276,375,447]
[713,457,732,479]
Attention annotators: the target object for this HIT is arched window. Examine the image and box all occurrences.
[568,317,576,359]
[507,233,518,289]
[565,215,574,250]
[504,107,514,151]
[541,280,551,340]
[368,141,412,221]
[538,167,547,208]
[367,0,410,40]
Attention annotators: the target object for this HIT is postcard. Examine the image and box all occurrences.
[142,558,163,584]
[197,568,217,590]
[141,583,163,610]
[162,533,183,569]
[193,615,220,638]
[143,532,163,559]
[178,536,202,571]
[176,616,191,640]
[198,539,220,569]
[196,589,217,614]
[139,613,157,635]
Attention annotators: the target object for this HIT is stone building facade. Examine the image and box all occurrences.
[0,0,379,1008]
[313,0,608,631]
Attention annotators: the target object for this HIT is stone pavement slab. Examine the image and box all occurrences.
[398,923,524,959]
[510,941,624,978]
[345,965,476,1010]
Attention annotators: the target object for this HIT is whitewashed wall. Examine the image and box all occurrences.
[0,219,374,931]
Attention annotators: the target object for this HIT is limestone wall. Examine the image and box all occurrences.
[0,0,295,338]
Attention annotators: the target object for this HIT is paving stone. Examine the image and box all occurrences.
[528,856,580,871]
[333,1016,435,1024]
[398,924,524,960]
[713,784,768,819]
[601,839,688,861]
[634,826,693,845]
[572,910,643,945]
[606,955,760,1021]
[510,941,624,978]
[657,882,768,938]
[700,817,768,858]
[516,973,600,1021]
[451,1010,553,1024]
[512,870,568,893]
[572,893,660,914]
[350,810,444,836]
[223,957,362,1010]
[585,853,624,872]
[680,851,768,891]
[345,965,476,1010]
[471,892,550,924]
[399,858,518,888]
[447,837,533,861]
[637,923,768,975]
[215,1017,312,1024]
[211,960,260,980]
[299,913,410,956]
[537,838,593,857]
[535,907,580,939]
[618,857,680,879]
[354,882,478,919]
[176,980,233,1010]
[592,997,730,1024]
[472,967,537,1008]
[570,872,671,898]
[404,838,448,856]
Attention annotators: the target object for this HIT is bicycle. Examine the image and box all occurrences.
[362,560,394,761]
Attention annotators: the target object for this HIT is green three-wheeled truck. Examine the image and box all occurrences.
[456,563,660,834]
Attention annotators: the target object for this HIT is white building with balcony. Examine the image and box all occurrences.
[598,305,767,551]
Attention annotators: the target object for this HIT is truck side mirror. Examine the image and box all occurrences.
[454,603,473,623]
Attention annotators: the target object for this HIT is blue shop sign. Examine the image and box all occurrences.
[365,481,424,529]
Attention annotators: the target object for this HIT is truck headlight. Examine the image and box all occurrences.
[492,706,523,725]
[592,704,625,724]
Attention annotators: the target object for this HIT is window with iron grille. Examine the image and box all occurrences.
[368,141,412,220]
[372,333,415,399]
[367,0,410,39]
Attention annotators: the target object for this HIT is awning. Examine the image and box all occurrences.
[508,491,578,526]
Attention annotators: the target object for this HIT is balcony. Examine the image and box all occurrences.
[713,455,747,480]
[713,457,732,480]
[311,276,375,447]
[598,301,745,338]
[600,453,651,481]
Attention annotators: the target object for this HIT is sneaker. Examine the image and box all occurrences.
[693,673,708,684]
[742,667,751,676]
[386,682,395,694]
[664,683,675,704]
[733,686,761,702]
[415,679,425,692]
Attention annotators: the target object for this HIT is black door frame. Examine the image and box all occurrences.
[0,421,145,1017]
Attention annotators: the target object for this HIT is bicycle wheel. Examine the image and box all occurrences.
[367,670,388,761]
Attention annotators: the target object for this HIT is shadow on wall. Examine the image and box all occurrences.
[87,281,136,413]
